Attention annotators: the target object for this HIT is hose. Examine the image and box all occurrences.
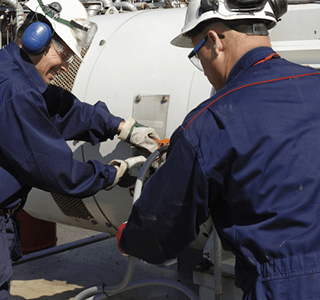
[82,279,199,300]
[73,256,136,300]
[132,145,168,204]
[73,145,199,300]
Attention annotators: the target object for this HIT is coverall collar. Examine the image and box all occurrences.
[6,42,48,94]
[226,46,277,84]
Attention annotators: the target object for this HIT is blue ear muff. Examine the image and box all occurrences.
[21,22,52,55]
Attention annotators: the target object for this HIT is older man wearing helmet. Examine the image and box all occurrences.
[0,0,160,297]
[117,0,320,298]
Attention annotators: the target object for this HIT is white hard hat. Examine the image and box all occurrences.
[25,0,98,59]
[171,0,287,48]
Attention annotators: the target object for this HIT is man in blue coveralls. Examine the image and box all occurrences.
[0,0,159,297]
[117,0,320,299]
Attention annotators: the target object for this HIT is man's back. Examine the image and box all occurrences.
[185,46,320,299]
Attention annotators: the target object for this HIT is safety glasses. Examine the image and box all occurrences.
[188,35,208,72]
[52,38,74,64]
[188,34,225,71]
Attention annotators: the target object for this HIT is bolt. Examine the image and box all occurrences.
[135,95,141,103]
[161,95,169,104]
[105,222,112,228]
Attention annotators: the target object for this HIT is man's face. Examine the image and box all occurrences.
[34,41,71,84]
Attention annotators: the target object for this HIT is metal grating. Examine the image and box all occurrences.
[51,48,88,92]
[50,48,92,220]
[51,193,93,220]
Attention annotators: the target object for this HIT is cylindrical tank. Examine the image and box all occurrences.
[25,7,213,250]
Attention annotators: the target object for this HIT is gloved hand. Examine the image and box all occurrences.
[119,117,160,154]
[105,155,147,190]
[149,138,170,171]
[117,222,128,256]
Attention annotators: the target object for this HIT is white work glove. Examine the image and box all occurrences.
[105,155,147,190]
[119,117,160,153]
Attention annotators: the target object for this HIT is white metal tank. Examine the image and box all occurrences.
[25,7,214,249]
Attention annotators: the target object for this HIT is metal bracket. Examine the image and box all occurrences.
[132,95,170,139]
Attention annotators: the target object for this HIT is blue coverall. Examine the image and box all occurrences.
[0,42,123,297]
[120,47,320,299]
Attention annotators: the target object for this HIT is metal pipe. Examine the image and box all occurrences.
[0,15,2,48]
[100,0,114,7]
[79,0,113,9]
[287,0,320,3]
[13,233,111,266]
[87,4,102,16]
[112,1,138,11]
[9,13,12,41]
[213,229,223,300]
[0,0,24,30]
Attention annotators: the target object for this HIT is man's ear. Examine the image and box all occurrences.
[207,30,223,53]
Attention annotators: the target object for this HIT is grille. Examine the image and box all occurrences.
[51,48,88,92]
[50,48,92,220]
[51,193,94,220]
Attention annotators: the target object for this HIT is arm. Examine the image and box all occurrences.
[0,90,117,197]
[43,85,123,144]
[44,86,159,153]
[119,126,210,264]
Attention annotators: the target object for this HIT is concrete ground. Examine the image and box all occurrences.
[10,224,200,300]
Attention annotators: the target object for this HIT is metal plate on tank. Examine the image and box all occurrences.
[132,95,170,139]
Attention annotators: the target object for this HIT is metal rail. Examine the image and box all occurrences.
[13,233,111,266]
